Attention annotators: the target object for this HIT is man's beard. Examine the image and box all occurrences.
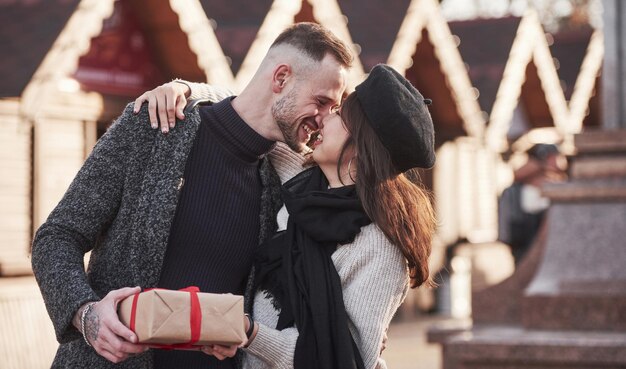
[272,88,305,153]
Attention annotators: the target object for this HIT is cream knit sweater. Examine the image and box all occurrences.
[188,83,410,369]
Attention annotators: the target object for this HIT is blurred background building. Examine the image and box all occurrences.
[0,0,617,368]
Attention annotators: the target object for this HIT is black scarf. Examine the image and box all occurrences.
[254,166,371,369]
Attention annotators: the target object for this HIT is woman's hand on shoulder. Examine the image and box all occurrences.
[133,81,191,134]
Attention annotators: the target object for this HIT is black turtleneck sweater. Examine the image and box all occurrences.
[154,98,275,369]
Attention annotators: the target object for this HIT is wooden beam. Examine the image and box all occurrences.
[307,0,365,89]
[0,99,32,277]
[389,0,485,139]
[20,0,115,123]
[568,30,604,133]
[601,0,626,129]
[234,0,302,91]
[33,118,87,231]
[169,0,235,86]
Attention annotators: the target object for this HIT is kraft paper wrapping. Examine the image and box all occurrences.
[118,289,246,347]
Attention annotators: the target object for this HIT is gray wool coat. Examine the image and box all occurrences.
[31,102,283,368]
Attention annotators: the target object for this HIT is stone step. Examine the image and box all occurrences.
[443,325,626,369]
[571,156,626,179]
[574,130,626,155]
[523,292,626,332]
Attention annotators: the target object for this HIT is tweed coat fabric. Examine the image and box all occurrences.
[31,102,282,368]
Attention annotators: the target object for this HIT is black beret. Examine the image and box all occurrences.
[354,64,435,172]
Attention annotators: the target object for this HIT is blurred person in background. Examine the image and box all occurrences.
[498,143,567,265]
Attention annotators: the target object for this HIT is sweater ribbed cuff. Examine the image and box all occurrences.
[244,323,296,367]
[184,81,234,102]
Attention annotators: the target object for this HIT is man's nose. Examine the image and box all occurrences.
[315,114,324,129]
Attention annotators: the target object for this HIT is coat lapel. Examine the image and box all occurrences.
[243,157,283,312]
[129,108,202,288]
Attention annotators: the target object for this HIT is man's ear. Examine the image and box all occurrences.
[271,64,291,93]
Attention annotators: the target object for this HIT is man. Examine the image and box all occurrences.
[32,22,351,369]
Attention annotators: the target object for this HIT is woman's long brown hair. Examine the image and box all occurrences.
[338,93,437,288]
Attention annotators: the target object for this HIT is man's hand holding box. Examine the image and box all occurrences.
[118,287,246,349]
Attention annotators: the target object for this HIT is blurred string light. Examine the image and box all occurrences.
[440,0,603,30]
[57,77,80,93]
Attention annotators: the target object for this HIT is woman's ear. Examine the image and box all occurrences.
[272,64,291,93]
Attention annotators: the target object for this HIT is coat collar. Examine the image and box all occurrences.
[128,104,203,288]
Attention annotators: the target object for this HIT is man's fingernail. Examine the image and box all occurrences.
[151,123,157,129]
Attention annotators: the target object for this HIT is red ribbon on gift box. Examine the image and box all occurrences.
[129,286,203,350]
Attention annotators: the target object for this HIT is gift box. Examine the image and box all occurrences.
[118,287,246,348]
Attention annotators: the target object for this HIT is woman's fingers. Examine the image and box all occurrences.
[201,344,237,360]
[156,93,169,133]
[213,344,237,359]
[175,95,187,121]
[133,82,189,132]
[201,345,215,356]
[133,93,148,114]
[147,95,159,129]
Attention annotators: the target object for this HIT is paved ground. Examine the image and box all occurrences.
[382,315,450,369]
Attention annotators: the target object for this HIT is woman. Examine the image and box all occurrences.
[200,64,437,369]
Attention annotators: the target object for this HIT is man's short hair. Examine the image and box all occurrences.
[271,22,353,68]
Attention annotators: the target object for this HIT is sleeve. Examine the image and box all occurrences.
[178,80,234,102]
[244,225,409,369]
[267,142,307,184]
[31,104,140,343]
[335,225,409,369]
[244,324,299,369]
